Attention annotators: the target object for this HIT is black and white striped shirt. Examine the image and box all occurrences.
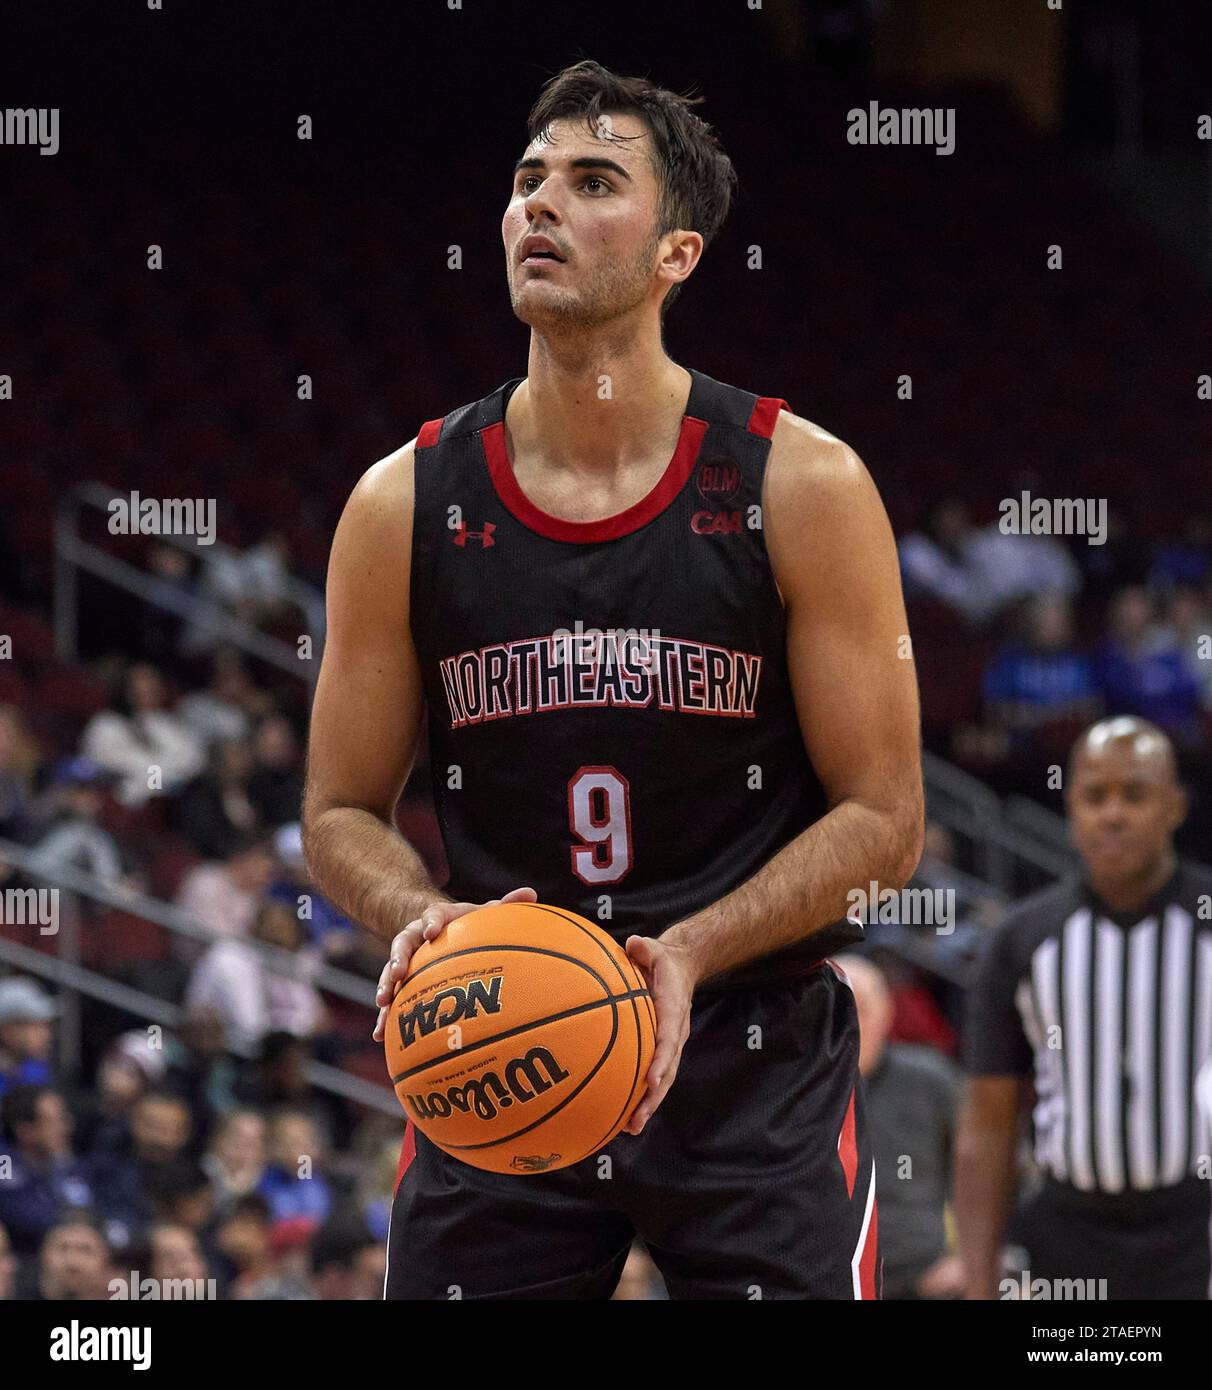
[965,862,1212,1193]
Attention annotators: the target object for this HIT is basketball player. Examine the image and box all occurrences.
[302,60,923,1299]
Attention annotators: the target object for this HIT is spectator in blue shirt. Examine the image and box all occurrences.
[0,1085,94,1256]
[85,1089,194,1253]
[1097,585,1203,738]
[256,1107,333,1226]
[984,596,1101,746]
[0,978,57,1101]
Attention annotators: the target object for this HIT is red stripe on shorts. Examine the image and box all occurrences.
[837,1086,858,1199]
[394,1121,417,1197]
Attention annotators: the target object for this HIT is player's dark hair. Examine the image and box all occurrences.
[526,59,738,318]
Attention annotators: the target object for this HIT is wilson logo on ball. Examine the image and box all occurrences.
[396,977,503,1048]
[403,1046,570,1123]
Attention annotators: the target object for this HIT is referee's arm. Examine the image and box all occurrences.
[954,921,1031,1299]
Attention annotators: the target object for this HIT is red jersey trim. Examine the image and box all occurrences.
[746,396,789,439]
[417,417,444,449]
[480,414,710,544]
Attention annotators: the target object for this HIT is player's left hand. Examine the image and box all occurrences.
[621,935,697,1135]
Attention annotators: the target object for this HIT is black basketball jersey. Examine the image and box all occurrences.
[408,366,863,989]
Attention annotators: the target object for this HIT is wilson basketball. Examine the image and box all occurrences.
[385,902,655,1174]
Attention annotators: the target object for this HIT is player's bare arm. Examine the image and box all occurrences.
[954,1075,1025,1299]
[626,414,925,1131]
[301,442,535,1040]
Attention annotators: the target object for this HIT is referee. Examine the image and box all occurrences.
[956,716,1212,1299]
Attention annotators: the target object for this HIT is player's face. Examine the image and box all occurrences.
[503,113,666,331]
[1066,745,1184,887]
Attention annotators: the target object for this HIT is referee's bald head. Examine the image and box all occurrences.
[1065,716,1186,884]
[1067,716,1178,785]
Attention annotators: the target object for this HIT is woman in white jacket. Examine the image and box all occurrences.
[185,898,324,1055]
[81,662,205,807]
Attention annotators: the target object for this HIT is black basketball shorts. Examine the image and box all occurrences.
[383,959,879,1300]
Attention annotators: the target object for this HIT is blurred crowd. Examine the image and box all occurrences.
[0,975,406,1300]
[902,501,1212,847]
[0,561,417,1299]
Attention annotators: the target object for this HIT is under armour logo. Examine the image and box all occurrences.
[452,521,496,548]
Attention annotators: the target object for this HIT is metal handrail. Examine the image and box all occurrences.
[0,835,397,1115]
[983,816,1075,878]
[914,852,1010,907]
[922,750,1079,891]
[0,837,375,1008]
[0,934,397,1117]
[921,749,1003,818]
[1004,794,1075,853]
[53,482,324,685]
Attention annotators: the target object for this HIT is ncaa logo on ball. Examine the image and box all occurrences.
[395,973,503,1050]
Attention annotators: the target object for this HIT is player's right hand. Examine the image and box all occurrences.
[371,885,537,1041]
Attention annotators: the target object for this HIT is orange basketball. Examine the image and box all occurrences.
[385,902,655,1174]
